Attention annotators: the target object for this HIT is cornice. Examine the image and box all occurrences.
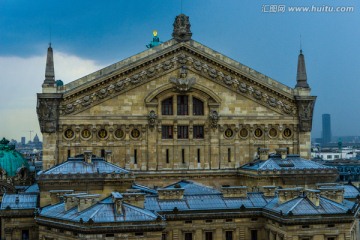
[59,46,297,117]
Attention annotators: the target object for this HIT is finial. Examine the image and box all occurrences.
[42,43,56,87]
[172,14,192,42]
[295,47,309,89]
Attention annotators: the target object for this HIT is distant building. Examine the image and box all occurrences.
[322,113,331,145]
[21,136,25,145]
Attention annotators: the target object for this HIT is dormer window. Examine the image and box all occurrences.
[162,97,173,115]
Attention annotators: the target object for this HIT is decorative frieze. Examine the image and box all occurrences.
[59,51,297,117]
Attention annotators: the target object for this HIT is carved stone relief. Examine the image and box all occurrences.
[295,96,316,132]
[36,95,62,133]
[59,50,297,117]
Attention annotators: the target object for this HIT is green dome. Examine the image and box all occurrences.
[0,138,29,177]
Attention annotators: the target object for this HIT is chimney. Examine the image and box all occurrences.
[64,193,87,211]
[276,148,288,159]
[49,190,74,205]
[112,192,123,215]
[76,194,101,212]
[318,187,344,204]
[277,187,303,204]
[221,186,247,198]
[261,186,276,197]
[105,150,112,162]
[258,148,269,161]
[84,150,92,163]
[122,190,145,208]
[158,188,185,200]
[306,189,320,207]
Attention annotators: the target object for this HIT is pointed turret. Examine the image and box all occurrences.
[42,43,55,88]
[295,49,309,88]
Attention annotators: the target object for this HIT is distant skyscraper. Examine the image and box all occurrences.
[322,114,331,145]
[21,137,26,145]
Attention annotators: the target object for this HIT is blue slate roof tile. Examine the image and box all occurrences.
[1,193,38,210]
[40,158,129,175]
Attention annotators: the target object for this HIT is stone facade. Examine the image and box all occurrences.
[37,39,316,181]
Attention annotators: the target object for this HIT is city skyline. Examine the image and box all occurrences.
[0,0,359,141]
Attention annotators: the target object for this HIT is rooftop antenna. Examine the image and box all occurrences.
[181,0,183,13]
[28,130,33,142]
[300,34,302,52]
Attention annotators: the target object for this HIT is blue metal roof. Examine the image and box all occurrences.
[1,193,38,210]
[25,183,39,193]
[343,184,360,199]
[164,180,221,195]
[40,158,129,175]
[264,196,354,215]
[40,196,159,223]
[241,154,335,172]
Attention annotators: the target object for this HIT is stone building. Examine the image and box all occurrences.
[37,14,316,189]
[27,14,360,240]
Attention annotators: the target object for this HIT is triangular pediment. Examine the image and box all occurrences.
[59,39,296,117]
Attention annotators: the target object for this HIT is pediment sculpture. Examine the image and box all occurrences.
[169,66,196,93]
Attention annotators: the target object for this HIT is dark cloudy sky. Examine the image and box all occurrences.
[0,0,359,141]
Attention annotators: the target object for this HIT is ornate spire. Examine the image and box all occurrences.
[172,14,192,42]
[295,49,309,88]
[43,43,55,87]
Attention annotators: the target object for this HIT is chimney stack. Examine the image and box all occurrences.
[158,188,185,200]
[261,186,276,197]
[50,190,74,205]
[64,193,87,211]
[277,187,303,204]
[258,148,269,161]
[112,192,123,215]
[122,190,146,208]
[306,189,320,207]
[84,150,92,163]
[221,186,247,198]
[276,148,288,159]
[76,194,101,212]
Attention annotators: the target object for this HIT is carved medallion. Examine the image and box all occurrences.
[254,128,263,138]
[269,128,278,138]
[114,129,125,139]
[239,128,249,138]
[283,128,292,138]
[98,129,108,139]
[131,129,141,139]
[81,129,91,139]
[64,129,75,140]
[225,128,234,138]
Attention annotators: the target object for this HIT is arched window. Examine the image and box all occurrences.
[177,95,188,115]
[193,97,204,115]
[162,97,173,115]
